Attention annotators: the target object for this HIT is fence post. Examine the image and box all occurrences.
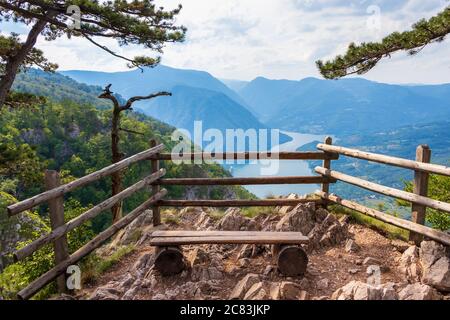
[409,145,431,245]
[44,170,69,294]
[150,139,161,226]
[320,136,333,208]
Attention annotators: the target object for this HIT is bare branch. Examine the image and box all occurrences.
[122,91,171,110]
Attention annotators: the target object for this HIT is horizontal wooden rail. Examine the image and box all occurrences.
[317,144,450,177]
[17,189,168,300]
[315,166,450,213]
[151,151,338,161]
[316,191,450,246]
[14,169,166,262]
[158,198,321,207]
[158,176,335,186]
[7,144,165,216]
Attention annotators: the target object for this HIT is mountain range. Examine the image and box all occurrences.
[236,77,450,134]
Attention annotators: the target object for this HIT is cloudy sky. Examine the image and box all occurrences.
[2,0,450,83]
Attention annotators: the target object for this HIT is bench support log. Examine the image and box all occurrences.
[154,246,185,276]
[272,244,308,277]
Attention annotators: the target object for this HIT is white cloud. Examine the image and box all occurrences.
[5,0,450,83]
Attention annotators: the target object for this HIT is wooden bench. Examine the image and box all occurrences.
[150,230,309,277]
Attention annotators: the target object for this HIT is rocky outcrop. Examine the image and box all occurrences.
[229,274,261,299]
[217,208,257,231]
[398,283,442,300]
[398,246,421,282]
[331,281,398,300]
[419,241,450,292]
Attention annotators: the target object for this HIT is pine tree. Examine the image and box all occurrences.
[316,7,450,79]
[0,0,186,107]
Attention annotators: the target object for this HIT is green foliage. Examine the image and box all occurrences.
[400,175,450,231]
[81,245,135,285]
[0,199,94,300]
[317,7,450,79]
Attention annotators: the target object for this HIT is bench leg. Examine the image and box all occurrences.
[154,246,185,276]
[272,244,308,277]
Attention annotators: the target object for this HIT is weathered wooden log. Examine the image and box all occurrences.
[14,169,166,262]
[150,139,161,226]
[154,246,185,276]
[45,170,69,294]
[158,198,322,208]
[315,166,450,214]
[320,137,333,209]
[17,189,167,300]
[150,234,310,246]
[158,176,334,186]
[272,244,308,277]
[316,191,450,246]
[317,143,450,177]
[150,151,338,161]
[7,144,165,216]
[410,145,431,244]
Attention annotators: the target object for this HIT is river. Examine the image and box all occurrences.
[231,131,330,198]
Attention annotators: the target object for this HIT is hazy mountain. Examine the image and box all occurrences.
[62,65,250,109]
[239,77,450,134]
[221,79,249,93]
[134,85,267,135]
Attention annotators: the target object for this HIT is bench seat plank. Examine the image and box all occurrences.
[150,231,309,246]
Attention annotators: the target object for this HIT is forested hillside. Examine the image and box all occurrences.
[0,72,253,298]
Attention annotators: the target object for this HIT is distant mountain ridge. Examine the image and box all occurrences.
[237,77,450,134]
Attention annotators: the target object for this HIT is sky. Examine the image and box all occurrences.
[2,0,450,84]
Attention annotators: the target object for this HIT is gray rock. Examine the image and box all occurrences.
[276,203,317,235]
[363,257,382,266]
[217,208,251,231]
[345,239,360,253]
[331,281,398,300]
[317,278,329,290]
[90,286,121,300]
[419,241,450,292]
[399,246,421,282]
[229,274,260,299]
[244,282,267,300]
[399,283,442,300]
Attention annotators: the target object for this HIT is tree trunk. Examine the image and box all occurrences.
[111,107,123,223]
[0,14,54,107]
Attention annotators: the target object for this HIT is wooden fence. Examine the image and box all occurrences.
[5,137,450,299]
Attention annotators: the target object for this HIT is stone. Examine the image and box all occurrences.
[229,274,260,299]
[345,239,360,253]
[332,281,398,300]
[317,278,329,290]
[363,257,382,266]
[237,244,254,259]
[391,239,410,253]
[217,208,250,231]
[244,282,267,300]
[348,268,360,275]
[131,253,153,278]
[419,241,450,292]
[280,281,302,300]
[278,194,301,215]
[399,283,442,300]
[276,203,317,235]
[187,247,209,267]
[90,286,121,300]
[399,246,421,282]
